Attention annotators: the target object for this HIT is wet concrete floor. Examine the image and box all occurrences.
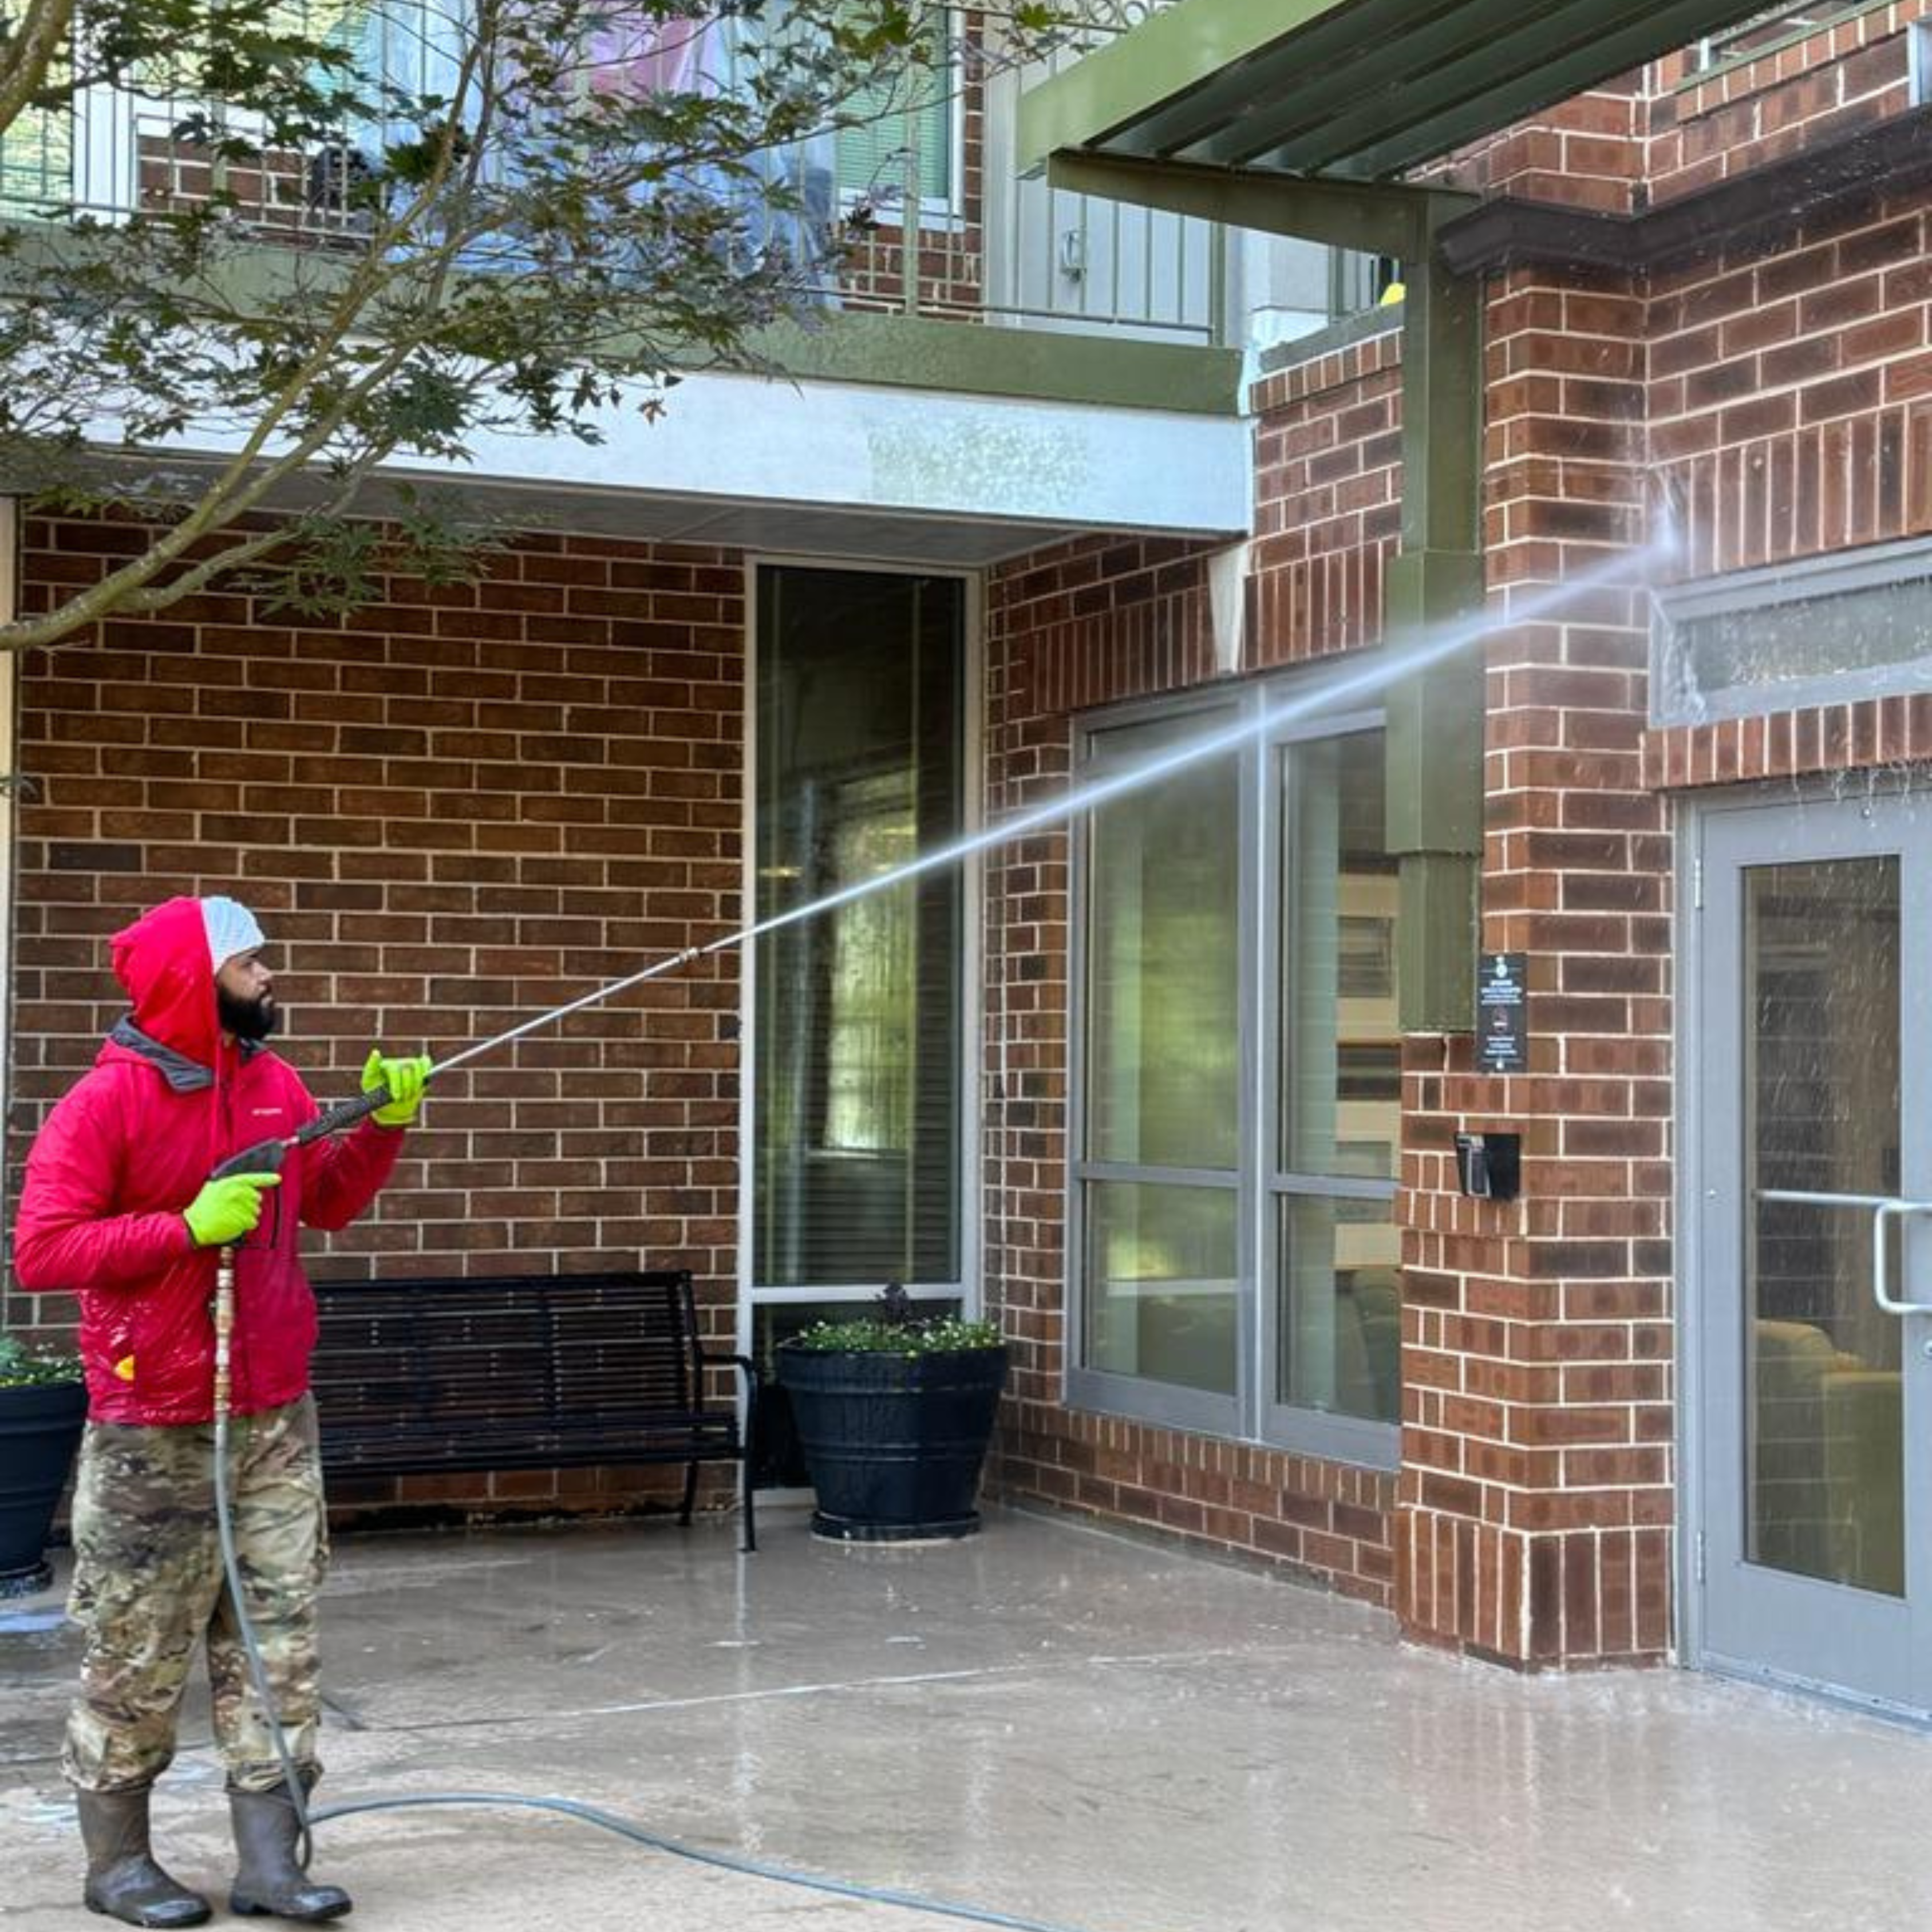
[2,1504,1928,1931]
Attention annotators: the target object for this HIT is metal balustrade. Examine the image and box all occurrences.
[0,1,1294,348]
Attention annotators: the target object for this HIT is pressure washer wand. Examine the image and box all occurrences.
[204,943,717,1182]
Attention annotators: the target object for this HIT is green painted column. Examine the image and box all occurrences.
[1385,231,1485,1035]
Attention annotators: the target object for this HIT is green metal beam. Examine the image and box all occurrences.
[1020,0,1776,183]
[1016,0,1345,173]
[750,313,1243,415]
[1398,209,1484,557]
[1043,152,1473,262]
[1039,127,1491,1033]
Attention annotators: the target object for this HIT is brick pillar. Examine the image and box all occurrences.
[1394,270,1674,1666]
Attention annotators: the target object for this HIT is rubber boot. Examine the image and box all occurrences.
[76,1787,212,1929]
[227,1778,351,1922]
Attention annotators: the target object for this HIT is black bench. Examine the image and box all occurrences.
[309,1269,756,1552]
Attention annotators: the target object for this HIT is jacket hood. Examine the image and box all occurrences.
[110,896,256,1069]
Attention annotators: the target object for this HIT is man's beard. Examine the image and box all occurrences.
[216,985,279,1042]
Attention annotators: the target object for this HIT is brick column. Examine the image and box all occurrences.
[1395,270,1673,1665]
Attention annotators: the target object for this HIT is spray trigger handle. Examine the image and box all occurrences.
[210,1139,289,1182]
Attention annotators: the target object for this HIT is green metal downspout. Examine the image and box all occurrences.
[1383,203,1485,1033]
[1043,155,1487,1030]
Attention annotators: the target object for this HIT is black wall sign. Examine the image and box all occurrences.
[1477,952,1528,1074]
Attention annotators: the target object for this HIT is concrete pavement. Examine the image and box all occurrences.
[3,1506,1929,1931]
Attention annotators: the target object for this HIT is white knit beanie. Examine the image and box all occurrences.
[200,896,267,971]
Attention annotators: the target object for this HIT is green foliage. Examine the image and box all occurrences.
[0,1,1074,650]
[0,1332,84,1387]
[789,1283,1001,1356]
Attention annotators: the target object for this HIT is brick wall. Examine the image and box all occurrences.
[974,5,1930,1652]
[1443,84,1647,214]
[1648,3,1926,201]
[4,516,747,1521]
[1250,322,1404,665]
[1650,197,1932,579]
[1644,37,1932,793]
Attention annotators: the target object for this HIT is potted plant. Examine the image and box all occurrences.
[0,1332,88,1598]
[776,1286,1008,1543]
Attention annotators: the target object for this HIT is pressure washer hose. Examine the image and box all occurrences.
[208,1252,1099,1932]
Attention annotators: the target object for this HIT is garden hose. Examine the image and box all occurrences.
[208,1250,1116,1932]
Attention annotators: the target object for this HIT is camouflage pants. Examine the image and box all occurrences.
[64,1396,329,1795]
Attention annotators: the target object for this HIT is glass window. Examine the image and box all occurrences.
[1273,728,1401,1427]
[1084,716,1240,1171]
[1652,538,1932,729]
[1071,694,1401,1460]
[1688,5,1865,75]
[833,7,953,208]
[753,566,964,1289]
[1,81,70,212]
[1085,1180,1239,1397]
[1278,732,1400,1183]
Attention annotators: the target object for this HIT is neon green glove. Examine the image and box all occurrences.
[183,1172,280,1248]
[363,1049,431,1127]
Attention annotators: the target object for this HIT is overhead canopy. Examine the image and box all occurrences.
[1021,0,1778,183]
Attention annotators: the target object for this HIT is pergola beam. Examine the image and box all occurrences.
[1042,152,1475,263]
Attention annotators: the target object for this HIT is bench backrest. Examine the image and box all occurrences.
[310,1269,710,1435]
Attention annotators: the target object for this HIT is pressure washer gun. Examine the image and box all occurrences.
[209,1080,410,1187]
[206,1076,418,1423]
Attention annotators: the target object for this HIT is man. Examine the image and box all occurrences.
[15,895,432,1928]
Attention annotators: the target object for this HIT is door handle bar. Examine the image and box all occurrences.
[1756,1188,1932,1316]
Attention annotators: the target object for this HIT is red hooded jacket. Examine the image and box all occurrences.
[14,897,405,1425]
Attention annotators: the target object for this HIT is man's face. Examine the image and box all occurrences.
[215,947,279,1042]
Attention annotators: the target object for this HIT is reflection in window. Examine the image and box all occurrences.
[1085,717,1240,1172]
[824,772,915,1153]
[1745,859,1904,1597]
[1085,1180,1238,1396]
[1078,712,1240,1397]
[833,3,954,210]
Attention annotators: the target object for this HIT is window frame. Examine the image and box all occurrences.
[739,555,983,1322]
[1649,532,1932,728]
[1065,678,1401,1470]
[832,1,965,227]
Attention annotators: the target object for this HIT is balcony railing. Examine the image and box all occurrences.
[1,1,1350,357]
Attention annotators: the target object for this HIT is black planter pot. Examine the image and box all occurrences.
[776,1345,1008,1542]
[0,1381,87,1598]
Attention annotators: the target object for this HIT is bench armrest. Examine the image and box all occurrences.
[696,1346,759,1412]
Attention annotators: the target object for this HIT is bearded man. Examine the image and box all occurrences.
[16,895,430,1927]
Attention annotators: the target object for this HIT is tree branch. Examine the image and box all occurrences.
[0,0,76,139]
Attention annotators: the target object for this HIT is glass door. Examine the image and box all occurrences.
[1693,792,1932,1716]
